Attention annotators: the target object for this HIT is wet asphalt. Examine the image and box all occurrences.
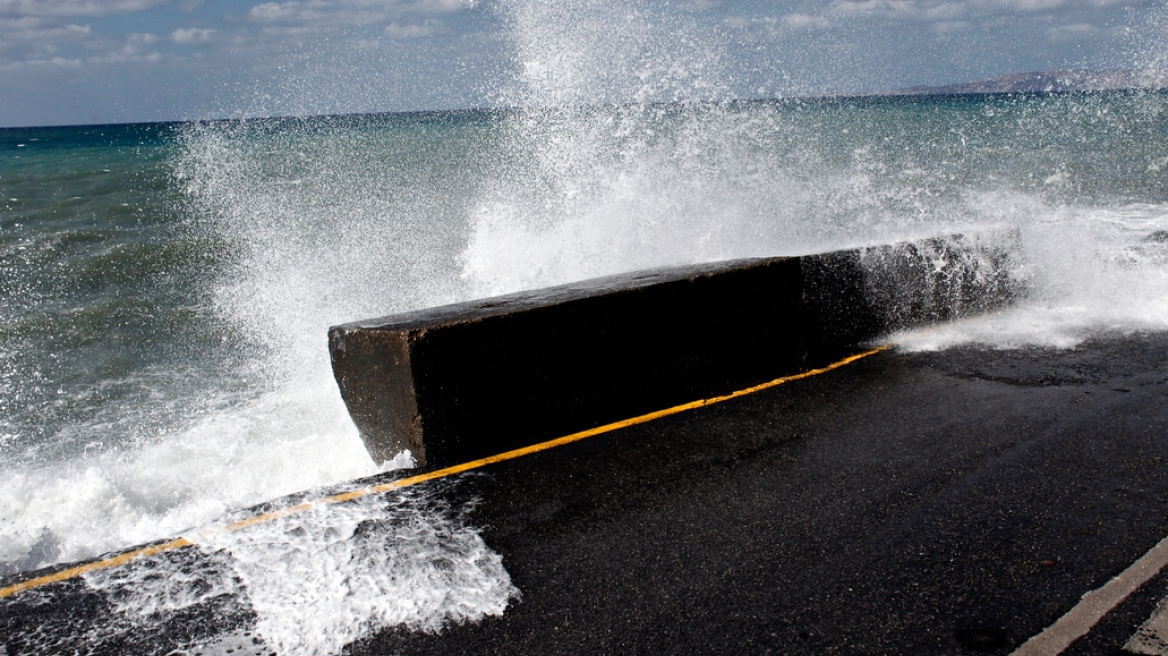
[3,333,1167,656]
[351,332,1168,656]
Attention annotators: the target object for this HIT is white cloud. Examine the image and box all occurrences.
[0,17,92,39]
[979,0,1066,9]
[832,0,963,20]
[128,31,160,44]
[256,24,315,36]
[980,0,1129,9]
[1045,22,1125,43]
[0,17,91,63]
[66,31,167,62]
[171,26,215,43]
[421,0,460,11]
[829,0,1132,21]
[0,0,162,67]
[723,15,781,33]
[0,23,174,68]
[783,13,832,29]
[240,0,463,26]
[383,20,436,38]
[0,0,167,19]
[931,19,970,32]
[86,48,164,64]
[1046,22,1095,41]
[921,2,967,20]
[245,0,315,23]
[0,55,82,71]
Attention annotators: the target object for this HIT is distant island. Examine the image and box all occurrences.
[886,69,1168,95]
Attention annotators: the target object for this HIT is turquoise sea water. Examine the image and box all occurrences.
[3,92,1168,653]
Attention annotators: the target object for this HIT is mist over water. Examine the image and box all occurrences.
[3,0,1168,653]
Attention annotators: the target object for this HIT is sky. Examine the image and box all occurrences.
[0,0,1164,127]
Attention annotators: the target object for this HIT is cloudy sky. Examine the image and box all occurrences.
[0,0,1163,127]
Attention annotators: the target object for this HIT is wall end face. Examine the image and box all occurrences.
[328,327,424,466]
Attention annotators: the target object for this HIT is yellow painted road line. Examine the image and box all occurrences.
[0,538,193,600]
[0,345,888,600]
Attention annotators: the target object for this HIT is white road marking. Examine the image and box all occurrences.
[1126,595,1168,655]
[1011,535,1168,656]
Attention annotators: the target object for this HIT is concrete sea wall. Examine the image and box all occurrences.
[329,232,1020,467]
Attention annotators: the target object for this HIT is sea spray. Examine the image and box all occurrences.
[462,93,1168,330]
[894,202,1168,350]
[3,2,1168,653]
[5,59,1168,591]
[4,84,1168,656]
[3,482,518,656]
[493,0,730,109]
[188,488,517,656]
[0,370,378,575]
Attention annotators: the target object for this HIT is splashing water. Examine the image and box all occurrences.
[188,490,516,655]
[3,0,1168,653]
[3,485,517,656]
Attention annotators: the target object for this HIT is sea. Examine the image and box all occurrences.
[4,64,1168,656]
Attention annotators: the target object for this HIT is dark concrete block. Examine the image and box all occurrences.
[330,258,809,466]
[330,232,1021,467]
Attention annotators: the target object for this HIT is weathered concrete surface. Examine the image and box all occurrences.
[330,232,1019,466]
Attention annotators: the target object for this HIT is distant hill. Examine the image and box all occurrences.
[887,69,1168,96]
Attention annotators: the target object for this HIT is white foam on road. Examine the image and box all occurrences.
[188,489,519,656]
[27,484,523,656]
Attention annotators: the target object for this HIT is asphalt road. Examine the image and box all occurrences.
[353,332,1168,656]
[3,333,1168,656]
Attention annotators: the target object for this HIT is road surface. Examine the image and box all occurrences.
[356,332,1168,655]
[3,333,1167,656]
